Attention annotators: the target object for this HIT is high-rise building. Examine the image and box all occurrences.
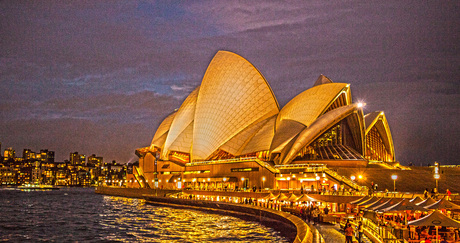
[40,149,55,163]
[87,154,103,167]
[23,149,36,160]
[70,152,86,165]
[4,147,15,160]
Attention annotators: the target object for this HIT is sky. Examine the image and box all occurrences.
[1,1,459,165]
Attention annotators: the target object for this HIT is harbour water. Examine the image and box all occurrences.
[0,187,289,242]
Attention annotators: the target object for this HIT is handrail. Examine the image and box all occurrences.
[323,168,367,192]
[133,166,148,188]
[186,157,278,174]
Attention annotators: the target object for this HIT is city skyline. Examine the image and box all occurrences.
[1,1,459,164]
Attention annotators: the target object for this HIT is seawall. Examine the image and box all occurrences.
[95,186,313,243]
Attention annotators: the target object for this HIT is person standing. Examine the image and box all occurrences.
[312,207,320,225]
[344,223,354,243]
[357,221,364,243]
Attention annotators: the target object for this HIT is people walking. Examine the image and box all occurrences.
[357,221,364,243]
[312,207,321,225]
[344,223,354,243]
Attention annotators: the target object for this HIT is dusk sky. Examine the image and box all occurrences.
[1,1,459,165]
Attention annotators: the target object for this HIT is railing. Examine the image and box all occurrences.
[343,217,403,243]
[323,168,367,192]
[274,163,327,171]
[133,166,148,188]
[186,157,278,174]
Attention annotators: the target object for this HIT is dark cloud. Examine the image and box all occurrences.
[0,1,459,164]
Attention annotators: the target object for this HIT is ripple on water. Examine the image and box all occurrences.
[0,188,289,242]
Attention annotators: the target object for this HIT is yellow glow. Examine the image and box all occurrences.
[262,177,266,182]
[358,175,363,180]
[391,174,398,180]
[350,175,356,181]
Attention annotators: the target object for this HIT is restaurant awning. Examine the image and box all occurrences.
[296,194,323,202]
[409,196,424,204]
[286,193,299,202]
[362,197,388,208]
[261,192,276,200]
[408,210,460,228]
[272,193,289,201]
[416,197,437,207]
[377,199,428,213]
[371,198,403,212]
[350,196,372,205]
[425,197,460,211]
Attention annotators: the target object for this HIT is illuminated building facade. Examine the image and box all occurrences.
[131,51,395,191]
[70,152,86,166]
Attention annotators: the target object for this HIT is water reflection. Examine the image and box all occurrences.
[0,188,288,242]
[100,196,289,242]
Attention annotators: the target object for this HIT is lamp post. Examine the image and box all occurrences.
[434,162,440,193]
[434,174,440,193]
[391,174,398,192]
[262,176,266,189]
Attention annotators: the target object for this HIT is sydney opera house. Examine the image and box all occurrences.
[128,51,396,192]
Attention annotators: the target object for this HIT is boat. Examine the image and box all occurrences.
[17,184,60,190]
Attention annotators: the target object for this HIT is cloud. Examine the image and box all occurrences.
[0,1,458,165]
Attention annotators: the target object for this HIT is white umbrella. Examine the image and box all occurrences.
[425,197,460,211]
[408,210,460,242]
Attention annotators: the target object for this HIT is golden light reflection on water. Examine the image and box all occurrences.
[101,196,288,242]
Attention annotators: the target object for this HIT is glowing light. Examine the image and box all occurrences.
[262,177,266,182]
[315,176,320,181]
[434,174,440,179]
[241,177,245,181]
[391,175,398,180]
[358,175,363,180]
[351,175,356,181]
[357,102,366,108]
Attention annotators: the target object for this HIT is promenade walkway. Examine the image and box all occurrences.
[310,223,372,243]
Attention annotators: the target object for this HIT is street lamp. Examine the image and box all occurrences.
[391,174,398,192]
[434,162,440,193]
[262,176,266,189]
[351,175,356,181]
[434,174,440,192]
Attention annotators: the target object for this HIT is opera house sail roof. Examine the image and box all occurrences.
[141,51,395,168]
